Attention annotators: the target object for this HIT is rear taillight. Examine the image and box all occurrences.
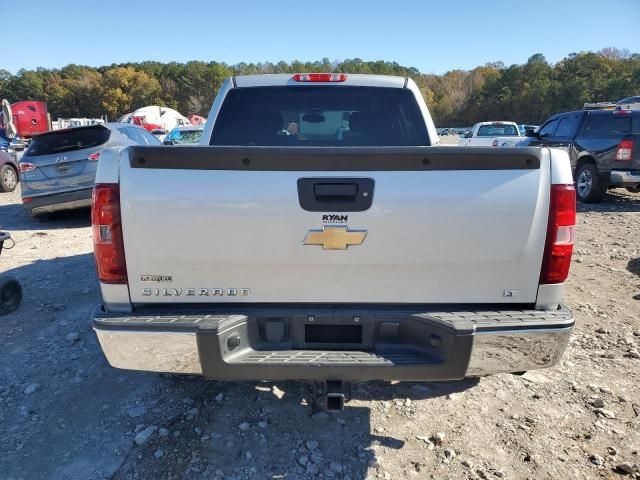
[540,184,576,284]
[88,152,101,161]
[92,184,127,284]
[19,162,36,172]
[492,139,499,147]
[292,73,347,82]
[615,140,634,161]
[22,197,32,204]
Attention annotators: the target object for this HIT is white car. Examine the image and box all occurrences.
[459,121,523,147]
[162,125,205,145]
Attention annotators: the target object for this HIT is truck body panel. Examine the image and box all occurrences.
[119,146,550,306]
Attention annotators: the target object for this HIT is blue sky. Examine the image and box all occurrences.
[2,0,639,74]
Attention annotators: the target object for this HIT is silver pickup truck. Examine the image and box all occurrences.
[91,73,576,409]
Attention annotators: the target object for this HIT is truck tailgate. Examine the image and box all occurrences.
[119,146,550,305]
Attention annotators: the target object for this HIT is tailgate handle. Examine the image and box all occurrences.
[314,183,358,200]
[297,177,375,212]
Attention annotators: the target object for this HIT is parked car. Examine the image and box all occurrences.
[19,123,160,216]
[616,96,640,110]
[0,149,19,192]
[459,121,522,146]
[91,73,576,411]
[518,124,539,135]
[0,126,20,192]
[1,127,27,161]
[163,125,205,145]
[0,127,10,151]
[521,109,639,202]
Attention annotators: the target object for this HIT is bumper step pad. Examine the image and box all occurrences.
[237,349,435,366]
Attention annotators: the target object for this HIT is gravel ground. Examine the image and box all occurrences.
[0,185,639,480]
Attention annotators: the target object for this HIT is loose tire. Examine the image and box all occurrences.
[0,165,18,192]
[0,277,22,315]
[575,163,605,203]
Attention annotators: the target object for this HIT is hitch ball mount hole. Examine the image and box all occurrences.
[227,335,241,350]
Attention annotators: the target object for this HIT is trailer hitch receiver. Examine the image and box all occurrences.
[309,381,351,411]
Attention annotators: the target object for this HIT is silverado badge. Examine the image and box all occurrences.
[303,226,367,250]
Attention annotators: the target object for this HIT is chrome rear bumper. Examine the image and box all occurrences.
[93,306,573,381]
[466,327,571,376]
[610,170,640,185]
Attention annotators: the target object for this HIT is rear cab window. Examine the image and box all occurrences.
[210,86,429,146]
[25,126,110,157]
[582,112,632,137]
[476,124,518,136]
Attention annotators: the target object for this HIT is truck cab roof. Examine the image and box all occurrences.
[234,73,408,88]
[474,121,519,126]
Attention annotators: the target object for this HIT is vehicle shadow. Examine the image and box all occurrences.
[357,377,480,402]
[0,201,90,231]
[628,257,640,277]
[577,189,640,214]
[0,252,483,480]
[114,376,480,479]
[627,258,640,301]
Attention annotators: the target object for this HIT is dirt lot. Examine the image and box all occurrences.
[1,185,639,480]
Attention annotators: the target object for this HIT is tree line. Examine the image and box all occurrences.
[1,48,638,126]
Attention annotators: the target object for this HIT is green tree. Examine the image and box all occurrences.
[0,51,638,126]
[100,66,162,119]
[47,66,104,117]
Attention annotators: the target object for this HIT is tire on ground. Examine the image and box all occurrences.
[0,164,18,193]
[0,277,22,315]
[575,163,605,203]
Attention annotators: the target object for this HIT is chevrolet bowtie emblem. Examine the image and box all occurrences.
[303,225,367,250]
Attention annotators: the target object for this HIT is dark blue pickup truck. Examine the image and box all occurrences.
[522,109,640,202]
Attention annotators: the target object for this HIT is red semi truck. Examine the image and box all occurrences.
[0,100,50,138]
